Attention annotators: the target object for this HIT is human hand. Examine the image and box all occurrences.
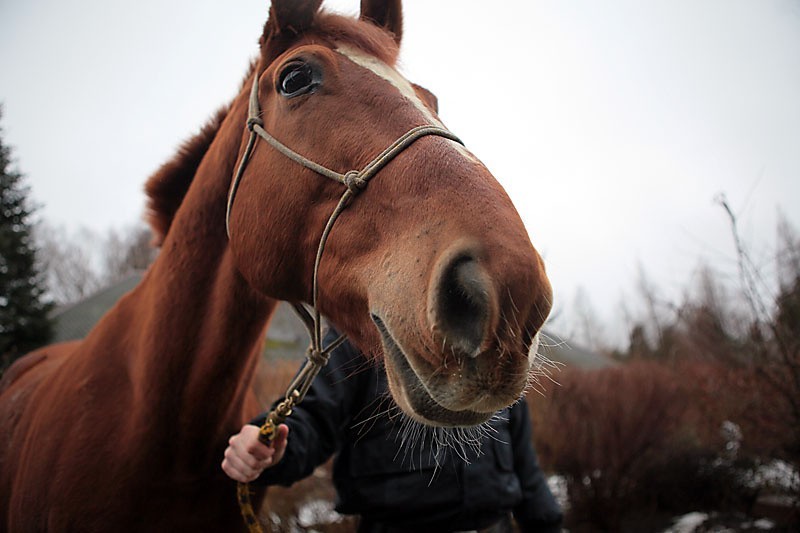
[221,423,289,482]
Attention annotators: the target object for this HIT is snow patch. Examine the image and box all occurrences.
[547,474,570,512]
[297,499,344,528]
[661,512,709,533]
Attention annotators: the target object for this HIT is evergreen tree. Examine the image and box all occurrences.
[0,108,53,372]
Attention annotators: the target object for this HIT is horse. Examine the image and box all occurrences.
[0,0,553,530]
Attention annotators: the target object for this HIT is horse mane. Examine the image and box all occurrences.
[143,105,228,246]
[144,12,398,246]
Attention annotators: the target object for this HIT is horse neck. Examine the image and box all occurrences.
[125,95,275,454]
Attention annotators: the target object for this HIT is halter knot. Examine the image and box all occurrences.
[246,117,263,132]
[307,347,330,367]
[343,170,368,196]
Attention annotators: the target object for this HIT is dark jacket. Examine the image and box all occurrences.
[254,331,562,532]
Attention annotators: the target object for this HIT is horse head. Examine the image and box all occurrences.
[218,0,552,427]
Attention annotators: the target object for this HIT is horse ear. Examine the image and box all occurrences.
[360,0,403,45]
[262,0,323,47]
[412,83,438,114]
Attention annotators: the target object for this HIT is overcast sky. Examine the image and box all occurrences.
[2,0,799,345]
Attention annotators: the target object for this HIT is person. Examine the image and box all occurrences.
[223,328,563,533]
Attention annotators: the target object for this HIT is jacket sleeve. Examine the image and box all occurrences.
[509,399,564,533]
[250,331,369,487]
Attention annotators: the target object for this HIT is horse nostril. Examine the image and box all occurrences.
[433,255,490,358]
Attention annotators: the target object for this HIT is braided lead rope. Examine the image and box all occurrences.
[228,71,463,532]
[235,312,346,533]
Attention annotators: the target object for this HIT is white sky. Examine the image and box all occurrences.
[2,0,799,345]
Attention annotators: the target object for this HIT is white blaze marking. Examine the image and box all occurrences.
[335,44,479,163]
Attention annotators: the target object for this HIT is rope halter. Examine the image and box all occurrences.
[226,70,463,533]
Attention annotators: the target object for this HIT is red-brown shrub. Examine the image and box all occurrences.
[530,363,687,530]
[661,360,790,459]
[527,360,783,530]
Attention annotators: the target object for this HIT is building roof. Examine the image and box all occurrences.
[50,273,142,344]
[537,332,616,370]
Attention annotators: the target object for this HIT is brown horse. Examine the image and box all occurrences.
[0,0,552,531]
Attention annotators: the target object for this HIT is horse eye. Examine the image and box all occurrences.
[278,62,318,98]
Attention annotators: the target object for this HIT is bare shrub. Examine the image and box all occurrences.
[102,224,158,283]
[36,222,157,305]
[717,198,800,489]
[36,224,103,305]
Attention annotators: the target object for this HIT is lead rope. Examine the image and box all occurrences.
[227,73,463,532]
